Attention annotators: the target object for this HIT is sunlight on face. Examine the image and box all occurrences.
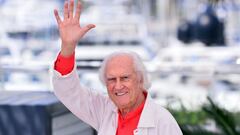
[105,55,143,111]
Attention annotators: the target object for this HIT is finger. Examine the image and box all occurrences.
[54,9,62,25]
[82,24,96,34]
[63,1,69,20]
[74,0,82,21]
[69,0,74,19]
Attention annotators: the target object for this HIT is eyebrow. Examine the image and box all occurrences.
[106,73,132,78]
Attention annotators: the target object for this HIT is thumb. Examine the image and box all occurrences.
[82,24,96,35]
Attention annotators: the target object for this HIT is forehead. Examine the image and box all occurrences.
[105,55,135,75]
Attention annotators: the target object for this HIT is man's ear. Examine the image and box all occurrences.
[139,74,144,86]
[140,75,144,84]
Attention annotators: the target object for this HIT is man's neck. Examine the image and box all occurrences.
[120,91,146,117]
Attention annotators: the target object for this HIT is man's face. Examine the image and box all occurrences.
[105,55,143,110]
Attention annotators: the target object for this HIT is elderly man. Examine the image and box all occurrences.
[52,0,182,135]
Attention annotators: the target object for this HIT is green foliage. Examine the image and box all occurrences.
[170,108,207,125]
[181,125,221,135]
[168,96,240,135]
[202,97,239,135]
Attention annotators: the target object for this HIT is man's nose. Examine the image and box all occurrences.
[115,80,124,90]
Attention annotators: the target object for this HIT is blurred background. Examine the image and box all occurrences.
[0,0,240,135]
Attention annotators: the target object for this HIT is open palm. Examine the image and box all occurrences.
[54,0,95,56]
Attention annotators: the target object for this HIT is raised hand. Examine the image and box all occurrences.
[54,0,95,57]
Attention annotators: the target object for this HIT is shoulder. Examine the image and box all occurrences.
[151,102,182,134]
[151,102,176,122]
[143,94,177,123]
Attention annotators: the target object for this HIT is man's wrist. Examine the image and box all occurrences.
[60,50,74,58]
[60,41,77,57]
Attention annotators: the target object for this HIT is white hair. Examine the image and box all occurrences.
[99,51,151,90]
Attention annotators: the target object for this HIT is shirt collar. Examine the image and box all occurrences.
[137,93,156,128]
[109,91,156,127]
[109,98,118,113]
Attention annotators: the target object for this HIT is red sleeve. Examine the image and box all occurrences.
[54,52,75,75]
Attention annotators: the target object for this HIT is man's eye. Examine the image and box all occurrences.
[107,78,115,82]
[122,76,130,81]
